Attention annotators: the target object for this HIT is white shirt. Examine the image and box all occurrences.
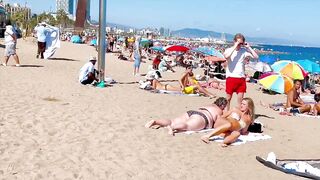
[34,25,48,42]
[4,26,15,45]
[79,62,95,82]
[225,47,253,78]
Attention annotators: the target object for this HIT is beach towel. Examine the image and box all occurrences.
[296,114,320,119]
[257,152,320,179]
[183,129,271,145]
[44,25,60,59]
[154,89,200,97]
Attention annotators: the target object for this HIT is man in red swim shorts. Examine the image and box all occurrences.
[223,33,259,110]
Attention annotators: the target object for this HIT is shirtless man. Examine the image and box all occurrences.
[180,65,216,98]
[145,97,228,135]
[286,80,311,114]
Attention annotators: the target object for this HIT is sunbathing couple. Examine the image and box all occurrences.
[145,97,255,146]
[144,65,216,97]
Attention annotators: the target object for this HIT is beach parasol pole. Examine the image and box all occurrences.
[97,0,107,87]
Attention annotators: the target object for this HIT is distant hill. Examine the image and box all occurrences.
[171,28,299,46]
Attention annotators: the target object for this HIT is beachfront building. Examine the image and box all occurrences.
[159,27,171,37]
[5,3,31,20]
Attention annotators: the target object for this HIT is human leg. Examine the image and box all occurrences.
[196,85,216,97]
[313,104,320,115]
[145,119,172,128]
[13,54,20,66]
[222,131,241,146]
[299,104,311,113]
[170,115,207,134]
[236,92,245,109]
[3,56,9,66]
[226,93,232,111]
[201,122,232,143]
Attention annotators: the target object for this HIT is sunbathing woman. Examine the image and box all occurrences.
[145,97,228,135]
[145,70,181,91]
[201,97,255,146]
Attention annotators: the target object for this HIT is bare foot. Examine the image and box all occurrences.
[145,120,155,128]
[201,136,210,144]
[220,143,228,148]
[209,95,216,99]
[167,126,175,136]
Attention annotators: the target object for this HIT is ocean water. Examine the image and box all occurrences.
[257,44,320,63]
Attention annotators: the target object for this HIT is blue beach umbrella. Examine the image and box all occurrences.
[259,55,277,64]
[194,47,224,58]
[71,35,82,43]
[151,46,165,52]
[296,59,320,74]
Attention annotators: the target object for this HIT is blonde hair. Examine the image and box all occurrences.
[243,97,255,120]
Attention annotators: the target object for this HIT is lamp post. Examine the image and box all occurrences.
[97,0,106,87]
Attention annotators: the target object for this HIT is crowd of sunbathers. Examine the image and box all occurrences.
[145,97,255,147]
[139,64,223,98]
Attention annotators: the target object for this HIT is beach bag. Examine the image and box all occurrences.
[248,122,262,133]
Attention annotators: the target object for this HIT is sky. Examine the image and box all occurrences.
[5,0,320,46]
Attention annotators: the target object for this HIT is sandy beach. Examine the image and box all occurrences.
[0,39,320,179]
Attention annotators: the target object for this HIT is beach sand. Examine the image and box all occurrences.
[0,39,319,179]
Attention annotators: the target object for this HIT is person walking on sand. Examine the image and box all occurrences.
[34,22,49,59]
[223,33,259,110]
[133,36,142,76]
[2,20,20,67]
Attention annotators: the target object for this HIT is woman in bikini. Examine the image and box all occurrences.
[144,70,181,91]
[145,97,228,135]
[201,97,255,146]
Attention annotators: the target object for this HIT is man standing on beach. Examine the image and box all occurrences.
[223,33,259,110]
[34,22,49,59]
[2,20,20,67]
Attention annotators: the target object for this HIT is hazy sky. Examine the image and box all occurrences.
[6,0,320,46]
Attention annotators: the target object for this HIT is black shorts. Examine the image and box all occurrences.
[80,78,94,85]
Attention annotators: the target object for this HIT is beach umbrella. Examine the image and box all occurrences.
[204,56,226,62]
[194,47,224,58]
[296,59,320,74]
[259,55,277,64]
[165,45,190,52]
[259,74,293,94]
[140,38,150,47]
[259,72,277,79]
[254,61,272,73]
[151,46,165,52]
[71,35,82,43]
[271,60,307,80]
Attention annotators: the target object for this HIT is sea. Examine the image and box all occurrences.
[257,44,320,63]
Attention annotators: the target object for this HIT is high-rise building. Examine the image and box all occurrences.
[56,0,76,15]
[68,0,74,15]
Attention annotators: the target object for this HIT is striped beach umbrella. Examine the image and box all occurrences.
[271,60,307,80]
[259,74,293,94]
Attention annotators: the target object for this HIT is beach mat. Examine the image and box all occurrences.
[183,129,271,145]
[296,114,320,119]
[256,155,320,179]
[155,90,200,96]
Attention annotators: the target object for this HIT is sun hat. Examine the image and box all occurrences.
[145,70,161,80]
[89,56,97,61]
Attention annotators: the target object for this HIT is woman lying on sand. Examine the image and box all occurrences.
[201,97,255,147]
[145,97,228,135]
[143,71,181,91]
